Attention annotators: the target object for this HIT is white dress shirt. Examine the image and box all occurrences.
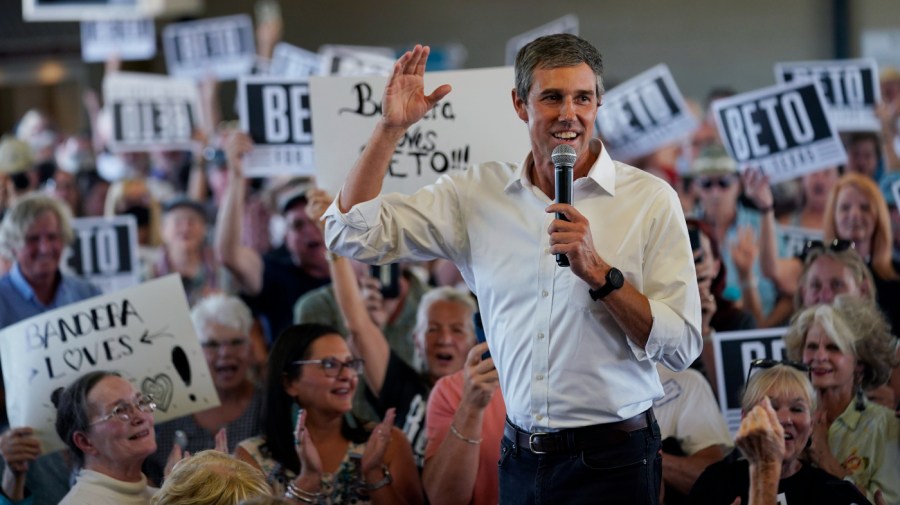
[324,139,702,432]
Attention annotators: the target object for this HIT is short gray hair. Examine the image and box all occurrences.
[0,193,74,252]
[514,33,605,103]
[414,286,477,347]
[191,294,254,337]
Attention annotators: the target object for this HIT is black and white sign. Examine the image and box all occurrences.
[103,72,201,152]
[81,19,155,62]
[238,75,315,177]
[318,45,396,77]
[775,59,881,132]
[777,224,822,259]
[713,328,788,434]
[23,0,202,21]
[269,42,323,77]
[63,215,140,294]
[163,14,256,80]
[505,14,579,66]
[713,81,847,183]
[595,64,698,161]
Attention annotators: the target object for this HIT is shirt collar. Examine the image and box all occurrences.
[9,262,39,303]
[505,138,616,196]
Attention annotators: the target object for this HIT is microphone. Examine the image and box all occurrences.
[552,144,576,267]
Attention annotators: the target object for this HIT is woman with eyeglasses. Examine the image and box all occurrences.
[235,323,423,504]
[52,371,159,504]
[689,362,872,505]
[784,296,900,504]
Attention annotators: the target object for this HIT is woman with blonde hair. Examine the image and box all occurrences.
[784,296,900,504]
[151,450,270,505]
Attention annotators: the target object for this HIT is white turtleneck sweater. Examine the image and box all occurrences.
[58,470,156,505]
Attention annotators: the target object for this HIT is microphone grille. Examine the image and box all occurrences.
[551,144,577,167]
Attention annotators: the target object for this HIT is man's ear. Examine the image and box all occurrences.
[512,88,528,123]
[72,431,98,457]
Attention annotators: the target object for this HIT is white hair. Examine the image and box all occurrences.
[191,294,253,338]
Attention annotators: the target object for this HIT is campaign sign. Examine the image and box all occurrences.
[775,59,881,132]
[81,19,156,62]
[310,66,529,196]
[269,42,323,78]
[0,275,218,454]
[713,81,847,184]
[713,328,788,434]
[318,45,396,77]
[595,64,698,161]
[103,72,201,152]
[23,0,202,21]
[505,14,579,66]
[861,29,900,73]
[63,215,141,294]
[238,76,315,177]
[777,224,822,259]
[163,14,256,80]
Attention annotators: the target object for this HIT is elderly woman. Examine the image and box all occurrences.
[55,371,159,504]
[784,296,900,504]
[144,294,263,485]
[235,323,423,504]
[689,363,870,504]
[151,450,270,505]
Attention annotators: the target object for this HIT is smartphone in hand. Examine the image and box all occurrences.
[473,312,490,360]
[370,264,401,299]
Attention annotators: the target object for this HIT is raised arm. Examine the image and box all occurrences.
[214,131,264,295]
[338,45,451,212]
[736,397,784,505]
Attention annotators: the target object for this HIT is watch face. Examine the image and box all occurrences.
[608,268,625,288]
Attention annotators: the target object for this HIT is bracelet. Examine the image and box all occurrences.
[285,481,320,503]
[449,423,482,445]
[364,464,393,491]
[740,277,759,289]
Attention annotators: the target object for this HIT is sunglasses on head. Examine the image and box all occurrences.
[745,358,811,384]
[801,239,854,257]
[697,176,735,190]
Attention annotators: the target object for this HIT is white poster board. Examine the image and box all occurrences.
[713,328,788,435]
[103,71,202,152]
[505,14,579,66]
[63,215,141,294]
[861,29,900,69]
[318,45,396,76]
[712,80,847,183]
[777,224,822,259]
[595,64,698,161]
[775,59,881,132]
[0,275,218,454]
[23,0,202,22]
[237,75,315,177]
[162,14,256,80]
[310,66,529,195]
[81,19,156,62]
[269,42,323,78]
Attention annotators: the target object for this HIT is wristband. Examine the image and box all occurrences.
[364,464,393,491]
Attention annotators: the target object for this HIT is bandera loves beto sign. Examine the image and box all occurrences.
[712,80,847,183]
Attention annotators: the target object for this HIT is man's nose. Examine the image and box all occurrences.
[559,97,576,121]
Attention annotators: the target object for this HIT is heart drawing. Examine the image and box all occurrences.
[62,349,83,371]
[141,374,174,412]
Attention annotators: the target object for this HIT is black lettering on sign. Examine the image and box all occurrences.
[718,334,786,409]
[338,82,456,120]
[246,83,313,145]
[783,66,876,107]
[603,77,679,143]
[718,85,830,161]
[68,223,132,276]
[112,100,194,143]
[175,23,248,63]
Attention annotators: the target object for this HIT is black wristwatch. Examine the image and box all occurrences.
[588,267,624,301]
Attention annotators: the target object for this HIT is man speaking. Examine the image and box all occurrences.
[323,34,701,504]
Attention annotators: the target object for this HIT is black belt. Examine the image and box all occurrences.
[504,409,655,454]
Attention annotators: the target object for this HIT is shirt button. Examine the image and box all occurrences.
[535,374,544,380]
[537,332,544,340]
[541,290,549,297]
[535,414,543,421]
[544,247,550,255]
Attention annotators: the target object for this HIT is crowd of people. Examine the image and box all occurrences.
[0,14,898,505]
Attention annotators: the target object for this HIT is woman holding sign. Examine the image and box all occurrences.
[235,323,422,504]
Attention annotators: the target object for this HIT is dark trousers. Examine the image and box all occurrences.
[498,419,662,505]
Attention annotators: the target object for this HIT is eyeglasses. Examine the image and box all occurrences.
[800,239,855,261]
[745,359,811,385]
[291,357,365,377]
[89,394,157,426]
[697,176,735,190]
[200,338,249,352]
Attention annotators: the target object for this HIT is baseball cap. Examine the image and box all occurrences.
[0,135,34,175]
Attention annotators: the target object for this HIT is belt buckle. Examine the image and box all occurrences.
[528,432,548,454]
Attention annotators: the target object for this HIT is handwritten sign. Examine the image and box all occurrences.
[775,59,881,132]
[103,71,202,152]
[310,66,529,195]
[63,215,141,294]
[318,45,396,76]
[81,19,156,63]
[23,0,201,21]
[505,14,579,66]
[777,224,822,259]
[237,76,315,177]
[595,64,698,161]
[163,14,256,80]
[269,42,323,78]
[0,275,218,454]
[713,328,788,435]
[713,81,847,183]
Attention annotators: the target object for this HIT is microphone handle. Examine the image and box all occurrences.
[555,165,573,267]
